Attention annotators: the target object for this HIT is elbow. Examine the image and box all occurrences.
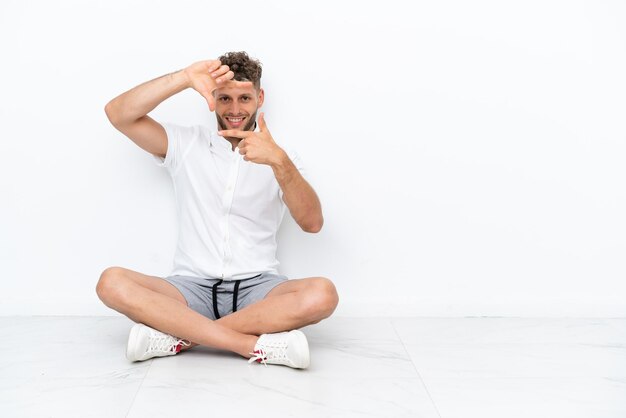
[302,216,324,234]
[104,99,123,127]
[104,100,116,124]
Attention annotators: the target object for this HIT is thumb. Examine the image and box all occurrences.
[206,95,216,112]
[258,112,268,132]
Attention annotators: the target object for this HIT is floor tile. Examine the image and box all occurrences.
[2,316,624,417]
[422,376,626,418]
[391,318,626,345]
[402,342,626,379]
[126,318,439,417]
[0,317,150,418]
[129,371,437,418]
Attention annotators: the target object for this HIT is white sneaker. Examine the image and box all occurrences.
[126,323,190,362]
[248,330,310,369]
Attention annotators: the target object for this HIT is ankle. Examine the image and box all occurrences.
[242,335,260,358]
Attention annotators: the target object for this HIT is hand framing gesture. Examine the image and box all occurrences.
[218,113,285,166]
[183,60,253,111]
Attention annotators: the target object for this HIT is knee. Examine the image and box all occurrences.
[300,277,339,322]
[96,267,131,308]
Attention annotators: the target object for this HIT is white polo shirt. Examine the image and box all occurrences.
[152,123,305,281]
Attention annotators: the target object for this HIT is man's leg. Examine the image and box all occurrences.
[96,266,257,357]
[216,277,339,336]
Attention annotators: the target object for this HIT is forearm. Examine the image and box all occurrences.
[272,151,324,233]
[105,69,190,126]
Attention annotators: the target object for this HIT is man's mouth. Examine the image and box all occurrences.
[225,116,246,128]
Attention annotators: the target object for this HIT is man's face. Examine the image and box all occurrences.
[214,83,264,132]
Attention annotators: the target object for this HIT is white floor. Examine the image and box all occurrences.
[1,317,624,418]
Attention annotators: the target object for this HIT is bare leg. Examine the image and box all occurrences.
[216,277,339,335]
[96,267,339,357]
[96,267,257,357]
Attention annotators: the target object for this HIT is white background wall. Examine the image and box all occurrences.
[1,0,624,317]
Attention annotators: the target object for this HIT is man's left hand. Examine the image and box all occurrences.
[218,113,285,166]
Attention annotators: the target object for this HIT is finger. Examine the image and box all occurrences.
[258,112,268,132]
[207,95,215,112]
[216,70,234,84]
[195,84,215,111]
[211,64,230,78]
[218,129,250,139]
[206,60,222,73]
[220,79,254,89]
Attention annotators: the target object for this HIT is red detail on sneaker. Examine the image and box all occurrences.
[175,343,182,353]
[253,349,266,363]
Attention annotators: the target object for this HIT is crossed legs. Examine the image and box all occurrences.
[96,267,339,358]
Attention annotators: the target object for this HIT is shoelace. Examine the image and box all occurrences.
[147,330,190,354]
[248,349,269,366]
[247,341,289,366]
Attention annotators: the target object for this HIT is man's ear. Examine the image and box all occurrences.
[257,88,265,107]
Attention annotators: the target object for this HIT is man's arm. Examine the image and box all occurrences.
[272,150,324,233]
[104,60,234,157]
[219,113,324,233]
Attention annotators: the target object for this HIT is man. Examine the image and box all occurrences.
[97,51,338,369]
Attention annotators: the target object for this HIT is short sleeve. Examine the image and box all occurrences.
[151,123,198,175]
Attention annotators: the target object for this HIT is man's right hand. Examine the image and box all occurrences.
[183,60,250,112]
[105,58,253,158]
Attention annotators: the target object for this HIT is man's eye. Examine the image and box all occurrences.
[219,97,230,102]
[241,97,250,102]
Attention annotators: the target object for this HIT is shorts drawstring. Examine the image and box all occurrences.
[232,280,241,315]
[212,280,224,319]
[211,274,262,320]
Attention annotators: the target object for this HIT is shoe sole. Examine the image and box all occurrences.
[126,323,143,362]
[291,330,310,369]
